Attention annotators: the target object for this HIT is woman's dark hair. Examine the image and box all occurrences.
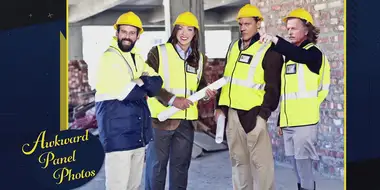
[167,25,200,69]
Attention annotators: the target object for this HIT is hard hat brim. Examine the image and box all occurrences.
[236,16,264,22]
[282,16,314,25]
[113,24,144,34]
[173,22,200,30]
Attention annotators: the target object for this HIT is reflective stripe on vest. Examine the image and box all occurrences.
[279,43,330,127]
[95,46,136,102]
[95,81,136,102]
[147,43,202,120]
[218,40,271,110]
[281,46,328,101]
[159,44,203,95]
[95,47,137,102]
[224,76,266,90]
[105,47,134,79]
[224,42,269,90]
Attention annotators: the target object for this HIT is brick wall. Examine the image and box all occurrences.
[69,60,93,106]
[200,0,344,179]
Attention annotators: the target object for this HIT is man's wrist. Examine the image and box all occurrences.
[168,96,176,106]
[272,36,279,45]
[134,79,144,87]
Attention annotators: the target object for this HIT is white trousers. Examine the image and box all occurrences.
[105,147,145,190]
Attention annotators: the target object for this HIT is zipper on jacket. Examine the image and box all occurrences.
[140,102,146,146]
[184,61,188,119]
[283,63,289,127]
[131,53,138,72]
[228,51,242,107]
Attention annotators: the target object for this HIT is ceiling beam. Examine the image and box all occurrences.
[204,0,243,10]
[219,7,240,23]
[69,0,129,23]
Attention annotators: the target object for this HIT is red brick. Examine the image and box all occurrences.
[272,5,281,11]
[331,70,344,78]
[330,61,340,69]
[318,36,329,43]
[336,111,344,118]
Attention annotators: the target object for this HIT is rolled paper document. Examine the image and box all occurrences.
[157,77,228,122]
[215,114,226,144]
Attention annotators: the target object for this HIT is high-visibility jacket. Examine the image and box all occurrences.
[147,43,204,120]
[279,43,330,127]
[218,40,272,110]
[95,37,163,152]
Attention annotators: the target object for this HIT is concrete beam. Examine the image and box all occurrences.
[69,0,129,23]
[204,0,243,10]
[147,6,221,25]
[79,9,232,29]
[148,0,242,23]
[133,0,162,6]
[68,24,83,60]
[69,0,81,6]
[148,6,164,23]
[78,10,153,26]
[219,7,240,23]
[230,26,240,41]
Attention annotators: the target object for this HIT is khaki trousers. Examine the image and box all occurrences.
[226,109,275,190]
[105,147,145,190]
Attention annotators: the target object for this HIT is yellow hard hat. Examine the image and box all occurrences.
[113,11,144,34]
[236,4,264,21]
[173,11,200,30]
[283,8,314,25]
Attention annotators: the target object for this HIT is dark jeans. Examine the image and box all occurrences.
[145,120,194,190]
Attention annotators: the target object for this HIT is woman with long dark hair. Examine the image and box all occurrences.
[144,11,216,190]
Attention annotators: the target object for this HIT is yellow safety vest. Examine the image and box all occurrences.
[279,43,330,127]
[147,43,203,120]
[95,37,157,102]
[218,40,272,110]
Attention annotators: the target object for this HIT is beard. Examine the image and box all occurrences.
[117,38,136,52]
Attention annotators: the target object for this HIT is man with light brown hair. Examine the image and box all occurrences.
[260,8,330,190]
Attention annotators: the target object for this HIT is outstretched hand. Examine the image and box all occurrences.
[259,31,279,45]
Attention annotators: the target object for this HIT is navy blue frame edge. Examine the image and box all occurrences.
[0,0,66,189]
[346,0,380,189]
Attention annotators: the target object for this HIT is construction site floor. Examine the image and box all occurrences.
[76,150,343,190]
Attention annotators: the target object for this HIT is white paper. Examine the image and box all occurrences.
[215,114,226,144]
[157,77,228,122]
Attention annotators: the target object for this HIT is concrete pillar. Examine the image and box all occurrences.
[231,26,240,42]
[164,0,206,53]
[69,23,83,60]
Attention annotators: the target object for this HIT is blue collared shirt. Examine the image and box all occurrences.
[175,43,192,60]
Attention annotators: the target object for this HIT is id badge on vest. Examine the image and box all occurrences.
[238,54,253,64]
[186,64,197,74]
[286,64,297,74]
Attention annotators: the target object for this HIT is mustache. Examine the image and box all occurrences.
[121,39,133,43]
